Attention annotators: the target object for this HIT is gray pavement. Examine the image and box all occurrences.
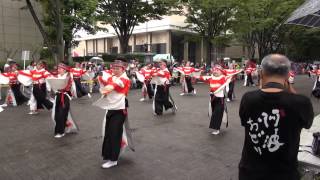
[0,75,319,180]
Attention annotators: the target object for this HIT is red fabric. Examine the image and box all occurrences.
[200,75,226,92]
[70,68,86,78]
[2,72,18,84]
[139,68,153,80]
[154,69,171,79]
[103,76,131,96]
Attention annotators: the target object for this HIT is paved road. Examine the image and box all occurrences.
[0,75,319,180]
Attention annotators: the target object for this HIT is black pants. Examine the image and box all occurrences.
[246,74,254,86]
[209,95,224,130]
[11,84,28,105]
[33,83,53,110]
[145,81,154,99]
[154,85,173,115]
[54,92,70,134]
[239,168,300,180]
[227,81,235,100]
[102,110,126,161]
[74,78,88,98]
[185,76,194,93]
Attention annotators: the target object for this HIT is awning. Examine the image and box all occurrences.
[286,0,320,28]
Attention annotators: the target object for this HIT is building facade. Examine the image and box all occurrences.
[73,14,248,64]
[0,0,43,61]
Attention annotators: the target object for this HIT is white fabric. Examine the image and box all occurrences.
[29,87,37,111]
[135,71,145,83]
[46,73,69,92]
[0,74,9,85]
[17,70,32,86]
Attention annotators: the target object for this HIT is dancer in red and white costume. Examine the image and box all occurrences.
[224,68,243,102]
[244,60,256,86]
[199,65,232,135]
[70,62,91,98]
[174,61,200,96]
[152,60,177,115]
[18,61,53,114]
[47,63,79,138]
[136,63,154,101]
[94,59,133,169]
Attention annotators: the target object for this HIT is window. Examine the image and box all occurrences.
[151,43,166,54]
[111,47,118,54]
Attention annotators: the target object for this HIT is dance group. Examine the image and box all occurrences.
[0,58,264,169]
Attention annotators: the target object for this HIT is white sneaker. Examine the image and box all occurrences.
[0,103,7,107]
[193,89,197,95]
[227,98,230,102]
[139,98,145,102]
[180,93,185,96]
[211,130,220,135]
[28,111,39,115]
[88,93,92,98]
[102,161,118,169]
[54,134,65,138]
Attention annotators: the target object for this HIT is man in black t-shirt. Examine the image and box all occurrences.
[239,54,314,180]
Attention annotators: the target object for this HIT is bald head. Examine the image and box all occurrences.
[261,54,290,77]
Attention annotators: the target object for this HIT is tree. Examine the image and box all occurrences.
[184,0,236,65]
[96,0,180,54]
[233,0,303,60]
[47,0,98,62]
[22,0,97,64]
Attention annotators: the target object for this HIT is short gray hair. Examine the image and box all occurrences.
[261,54,291,76]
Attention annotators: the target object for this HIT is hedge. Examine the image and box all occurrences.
[73,53,146,63]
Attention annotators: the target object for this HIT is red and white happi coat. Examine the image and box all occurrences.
[200,75,228,97]
[95,72,133,152]
[224,69,242,81]
[139,67,153,81]
[19,68,52,84]
[0,72,18,106]
[151,68,171,86]
[70,68,86,78]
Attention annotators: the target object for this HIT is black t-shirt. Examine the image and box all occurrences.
[239,90,314,179]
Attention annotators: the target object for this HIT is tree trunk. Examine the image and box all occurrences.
[206,39,212,66]
[25,0,55,57]
[64,40,73,64]
[55,0,64,63]
[119,36,130,54]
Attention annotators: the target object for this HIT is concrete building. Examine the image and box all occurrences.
[0,0,43,61]
[73,14,248,64]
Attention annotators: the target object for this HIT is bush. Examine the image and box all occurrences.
[73,53,148,63]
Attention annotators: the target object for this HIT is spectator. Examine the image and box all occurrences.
[239,54,314,180]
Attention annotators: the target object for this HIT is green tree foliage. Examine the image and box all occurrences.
[96,0,181,54]
[22,0,97,64]
[184,0,236,64]
[233,0,304,60]
[284,27,320,62]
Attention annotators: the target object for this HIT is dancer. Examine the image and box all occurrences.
[224,68,243,102]
[95,59,132,169]
[18,61,53,114]
[48,63,79,138]
[175,61,200,96]
[0,62,28,106]
[152,60,177,115]
[136,63,154,101]
[244,60,256,86]
[199,65,231,135]
[70,62,91,98]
